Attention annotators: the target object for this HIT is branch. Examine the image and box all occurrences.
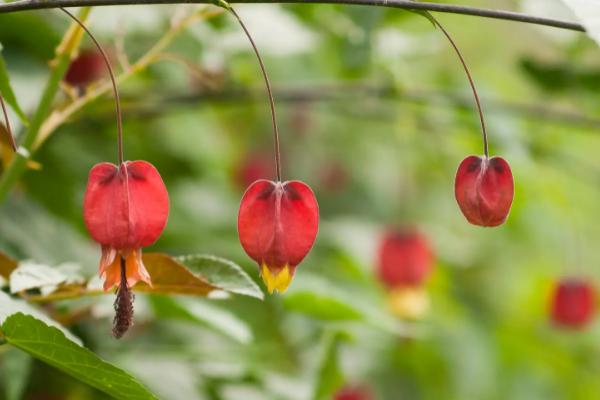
[0,0,585,32]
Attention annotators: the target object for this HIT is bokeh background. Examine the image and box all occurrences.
[1,0,600,399]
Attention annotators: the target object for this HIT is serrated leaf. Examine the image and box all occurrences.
[283,291,364,321]
[150,296,253,344]
[0,291,80,344]
[0,47,28,125]
[135,253,216,296]
[175,254,263,300]
[561,0,600,46]
[9,260,69,294]
[2,313,158,400]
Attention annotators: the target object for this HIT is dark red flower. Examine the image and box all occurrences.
[377,229,434,288]
[334,385,374,400]
[83,160,169,290]
[550,277,595,329]
[238,179,319,293]
[455,155,514,227]
[235,152,272,188]
[65,49,106,87]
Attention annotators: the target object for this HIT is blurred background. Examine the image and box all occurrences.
[1,0,600,399]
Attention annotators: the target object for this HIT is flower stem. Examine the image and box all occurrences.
[0,93,16,152]
[60,7,124,165]
[228,6,282,181]
[432,16,489,158]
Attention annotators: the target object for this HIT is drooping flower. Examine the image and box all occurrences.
[83,160,169,291]
[238,179,319,294]
[455,155,514,227]
[65,49,107,88]
[550,277,595,329]
[334,385,374,400]
[377,228,435,288]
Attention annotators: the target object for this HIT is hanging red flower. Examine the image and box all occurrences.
[238,179,318,294]
[83,160,169,291]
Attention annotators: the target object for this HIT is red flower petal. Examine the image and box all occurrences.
[551,278,595,329]
[238,179,319,293]
[454,155,514,227]
[377,229,434,288]
[83,160,169,250]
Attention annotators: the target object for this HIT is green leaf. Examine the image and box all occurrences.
[176,254,263,300]
[1,347,32,400]
[283,291,364,321]
[0,45,28,125]
[1,313,158,400]
[312,331,348,400]
[150,295,253,344]
[0,291,80,344]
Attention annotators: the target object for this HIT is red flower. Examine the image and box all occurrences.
[83,160,169,291]
[334,385,374,400]
[235,152,272,188]
[550,277,595,329]
[455,155,514,227]
[377,229,434,288]
[238,179,318,293]
[65,49,107,88]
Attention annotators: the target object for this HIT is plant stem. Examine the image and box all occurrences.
[60,7,124,164]
[432,16,489,157]
[0,93,16,152]
[0,7,91,203]
[0,0,585,32]
[228,6,282,181]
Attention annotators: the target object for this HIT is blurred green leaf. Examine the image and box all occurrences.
[0,44,28,125]
[1,347,32,400]
[176,254,264,300]
[150,296,253,344]
[0,291,80,344]
[313,331,348,400]
[283,291,363,321]
[1,313,158,400]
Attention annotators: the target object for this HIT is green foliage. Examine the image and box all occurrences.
[0,45,28,125]
[1,313,157,400]
[0,4,599,400]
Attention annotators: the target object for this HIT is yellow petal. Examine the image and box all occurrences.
[261,264,293,294]
[387,287,430,320]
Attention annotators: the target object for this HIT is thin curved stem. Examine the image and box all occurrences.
[0,94,17,152]
[60,7,124,164]
[228,6,282,181]
[432,16,488,157]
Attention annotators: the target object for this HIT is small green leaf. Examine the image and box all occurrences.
[313,331,348,400]
[150,296,253,344]
[283,291,364,321]
[176,254,264,300]
[0,46,28,125]
[2,313,158,400]
[1,347,32,400]
[0,291,80,344]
